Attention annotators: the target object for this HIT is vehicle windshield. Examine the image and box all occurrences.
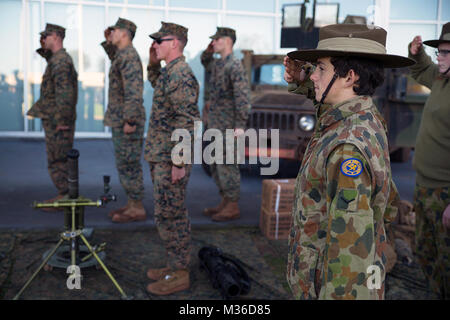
[253,64,287,86]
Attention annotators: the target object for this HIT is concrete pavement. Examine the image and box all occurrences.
[0,138,416,231]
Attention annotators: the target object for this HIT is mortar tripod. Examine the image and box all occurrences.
[13,149,129,300]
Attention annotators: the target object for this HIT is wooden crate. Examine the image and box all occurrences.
[259,206,293,240]
[261,179,296,213]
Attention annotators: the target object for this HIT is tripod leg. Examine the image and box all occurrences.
[79,234,128,299]
[13,238,65,300]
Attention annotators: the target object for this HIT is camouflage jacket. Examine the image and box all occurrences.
[201,51,251,131]
[27,48,78,126]
[101,41,117,61]
[144,56,200,163]
[286,92,399,300]
[103,43,145,128]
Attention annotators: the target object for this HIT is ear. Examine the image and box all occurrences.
[172,38,179,49]
[345,69,360,88]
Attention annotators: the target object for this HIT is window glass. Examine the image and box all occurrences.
[227,0,274,13]
[78,5,106,132]
[226,15,274,55]
[387,24,437,61]
[390,0,438,20]
[28,1,44,132]
[441,0,450,21]
[0,0,24,131]
[169,0,220,9]
[336,0,374,22]
[257,64,286,86]
[279,0,303,10]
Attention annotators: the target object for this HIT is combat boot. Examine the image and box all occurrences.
[212,200,240,222]
[146,266,171,281]
[41,194,66,212]
[146,269,190,295]
[112,199,146,223]
[203,198,228,217]
[108,199,132,218]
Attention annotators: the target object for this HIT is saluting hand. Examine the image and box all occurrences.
[104,28,113,43]
[149,42,160,66]
[40,35,46,49]
[410,36,423,55]
[206,40,214,53]
[283,56,306,84]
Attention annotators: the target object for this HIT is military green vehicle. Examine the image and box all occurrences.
[241,50,316,165]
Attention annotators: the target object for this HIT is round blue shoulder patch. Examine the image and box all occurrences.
[340,158,363,177]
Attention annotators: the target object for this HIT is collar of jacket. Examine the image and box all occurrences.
[48,48,66,62]
[163,55,185,72]
[318,95,373,131]
[116,43,133,54]
[219,52,233,65]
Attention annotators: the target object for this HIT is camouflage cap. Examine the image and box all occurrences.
[40,23,66,39]
[210,27,236,43]
[109,18,137,40]
[149,21,188,43]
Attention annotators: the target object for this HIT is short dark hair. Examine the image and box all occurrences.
[330,57,384,96]
[51,31,65,40]
[175,35,187,50]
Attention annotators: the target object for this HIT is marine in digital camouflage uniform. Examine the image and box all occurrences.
[101,18,146,223]
[201,27,251,222]
[144,22,200,295]
[27,24,77,209]
[283,24,414,300]
[408,23,450,299]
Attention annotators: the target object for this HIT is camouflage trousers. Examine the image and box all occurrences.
[111,127,144,201]
[210,163,240,201]
[149,161,192,270]
[42,119,75,195]
[413,184,450,299]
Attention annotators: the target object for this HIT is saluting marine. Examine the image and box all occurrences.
[201,27,251,222]
[283,24,413,300]
[144,22,200,296]
[27,23,78,210]
[101,18,146,223]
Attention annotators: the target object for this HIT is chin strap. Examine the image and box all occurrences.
[319,73,339,105]
[442,66,450,77]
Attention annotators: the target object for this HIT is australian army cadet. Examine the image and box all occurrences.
[283,24,413,299]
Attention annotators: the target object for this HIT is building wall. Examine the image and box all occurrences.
[0,0,447,136]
